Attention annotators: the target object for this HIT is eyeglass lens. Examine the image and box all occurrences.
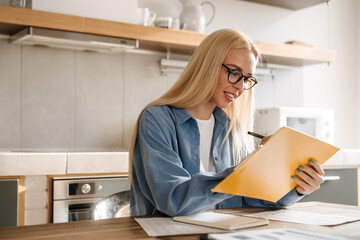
[227,70,256,90]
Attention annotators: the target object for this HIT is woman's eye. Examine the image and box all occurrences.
[229,71,237,76]
[230,71,241,77]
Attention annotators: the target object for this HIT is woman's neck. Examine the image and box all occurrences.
[186,103,216,120]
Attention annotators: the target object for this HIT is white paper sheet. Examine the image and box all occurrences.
[135,217,225,237]
[209,228,348,240]
[245,209,360,226]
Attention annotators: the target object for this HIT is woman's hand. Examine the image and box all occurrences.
[291,159,325,195]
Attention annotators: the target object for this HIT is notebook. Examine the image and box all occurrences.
[212,126,339,202]
[173,211,269,230]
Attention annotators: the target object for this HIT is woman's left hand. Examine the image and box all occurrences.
[291,159,325,195]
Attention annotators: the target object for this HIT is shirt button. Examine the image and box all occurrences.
[214,156,218,161]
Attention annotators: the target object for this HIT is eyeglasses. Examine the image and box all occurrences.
[222,64,257,90]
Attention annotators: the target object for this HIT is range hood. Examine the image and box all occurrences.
[10,27,138,53]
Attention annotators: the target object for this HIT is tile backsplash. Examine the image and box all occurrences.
[0,39,182,150]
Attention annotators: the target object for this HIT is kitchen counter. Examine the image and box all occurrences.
[0,151,128,176]
[0,148,359,176]
[323,149,360,167]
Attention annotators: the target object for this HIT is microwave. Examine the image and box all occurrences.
[254,107,334,144]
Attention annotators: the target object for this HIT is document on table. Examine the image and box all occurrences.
[208,228,348,240]
[245,209,360,226]
[135,217,225,237]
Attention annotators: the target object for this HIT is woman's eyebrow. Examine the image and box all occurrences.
[226,64,243,71]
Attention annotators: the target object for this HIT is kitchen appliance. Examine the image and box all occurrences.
[254,107,334,144]
[52,175,129,223]
[10,27,138,53]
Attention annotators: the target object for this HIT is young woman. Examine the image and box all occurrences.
[129,29,325,217]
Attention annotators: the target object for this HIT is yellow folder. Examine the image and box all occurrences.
[212,126,339,202]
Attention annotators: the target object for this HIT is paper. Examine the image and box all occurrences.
[174,211,269,230]
[134,217,225,237]
[208,228,348,240]
[212,126,339,202]
[245,209,360,226]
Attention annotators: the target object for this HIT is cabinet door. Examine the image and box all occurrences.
[300,168,359,206]
[0,179,18,226]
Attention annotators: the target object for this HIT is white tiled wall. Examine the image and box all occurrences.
[75,51,124,148]
[21,46,75,148]
[0,39,182,150]
[0,38,21,148]
[123,52,168,147]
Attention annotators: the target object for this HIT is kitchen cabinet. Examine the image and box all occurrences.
[0,5,335,66]
[0,176,25,226]
[300,167,360,206]
[241,0,330,10]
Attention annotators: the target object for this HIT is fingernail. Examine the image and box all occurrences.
[310,159,314,163]
[296,169,301,173]
[300,165,304,169]
[291,176,295,179]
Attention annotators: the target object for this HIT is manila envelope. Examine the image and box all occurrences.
[212,126,339,202]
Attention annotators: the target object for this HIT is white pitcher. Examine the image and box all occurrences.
[179,0,215,33]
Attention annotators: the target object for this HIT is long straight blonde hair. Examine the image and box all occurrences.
[128,29,259,181]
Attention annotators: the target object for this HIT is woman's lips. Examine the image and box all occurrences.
[224,91,236,102]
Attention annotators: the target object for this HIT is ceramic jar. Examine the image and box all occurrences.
[179,0,215,33]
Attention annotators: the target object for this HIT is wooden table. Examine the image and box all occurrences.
[1,202,360,239]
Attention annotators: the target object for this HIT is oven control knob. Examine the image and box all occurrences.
[97,185,103,191]
[81,184,91,194]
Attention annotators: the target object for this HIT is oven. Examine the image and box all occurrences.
[52,175,129,223]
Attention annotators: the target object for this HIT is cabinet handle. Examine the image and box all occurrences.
[323,176,340,181]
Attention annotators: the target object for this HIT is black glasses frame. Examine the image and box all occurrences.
[222,64,258,90]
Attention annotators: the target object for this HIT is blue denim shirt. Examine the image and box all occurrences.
[130,105,303,217]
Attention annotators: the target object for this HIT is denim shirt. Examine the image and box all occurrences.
[130,105,304,217]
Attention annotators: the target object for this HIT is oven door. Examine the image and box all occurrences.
[53,198,101,223]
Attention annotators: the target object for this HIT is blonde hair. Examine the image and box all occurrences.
[128,29,259,181]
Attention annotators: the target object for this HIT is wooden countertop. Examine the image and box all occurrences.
[0,5,335,66]
[0,202,359,239]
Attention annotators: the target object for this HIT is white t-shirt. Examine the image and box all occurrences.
[195,114,215,173]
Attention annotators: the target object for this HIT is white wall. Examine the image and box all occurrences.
[358,0,360,147]
[0,0,358,149]
[202,0,358,148]
[302,0,358,148]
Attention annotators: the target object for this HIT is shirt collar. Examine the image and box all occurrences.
[170,106,230,126]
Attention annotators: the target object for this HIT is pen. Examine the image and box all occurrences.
[247,131,265,139]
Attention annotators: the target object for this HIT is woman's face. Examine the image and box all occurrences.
[210,48,256,109]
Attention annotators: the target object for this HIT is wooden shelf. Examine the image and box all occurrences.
[0,5,335,66]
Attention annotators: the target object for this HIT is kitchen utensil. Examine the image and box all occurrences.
[179,0,215,33]
[155,16,173,28]
[171,19,186,30]
[137,7,156,26]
